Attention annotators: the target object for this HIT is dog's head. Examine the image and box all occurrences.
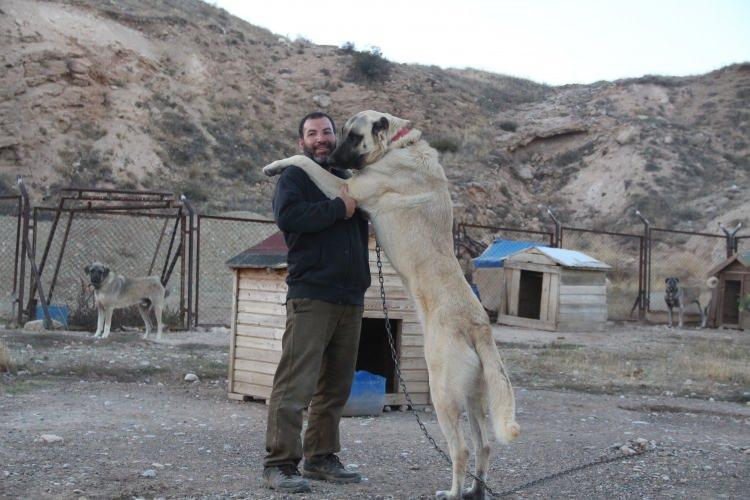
[84,262,110,289]
[664,277,679,292]
[328,110,419,169]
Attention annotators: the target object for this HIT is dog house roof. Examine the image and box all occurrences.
[473,239,611,270]
[706,250,750,276]
[226,232,288,269]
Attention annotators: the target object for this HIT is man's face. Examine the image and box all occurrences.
[299,116,336,165]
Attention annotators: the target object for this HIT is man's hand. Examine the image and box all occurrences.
[339,184,356,219]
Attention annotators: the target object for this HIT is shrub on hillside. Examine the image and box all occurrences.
[346,46,392,83]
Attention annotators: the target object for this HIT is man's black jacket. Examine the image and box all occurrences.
[272,165,371,305]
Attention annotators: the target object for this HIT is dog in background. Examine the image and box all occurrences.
[664,276,718,328]
[84,262,166,339]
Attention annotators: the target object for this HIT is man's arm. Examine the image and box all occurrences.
[273,167,348,233]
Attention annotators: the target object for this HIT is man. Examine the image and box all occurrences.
[262,111,371,493]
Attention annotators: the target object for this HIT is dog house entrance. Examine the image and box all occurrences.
[722,280,741,325]
[518,270,543,319]
[357,318,400,392]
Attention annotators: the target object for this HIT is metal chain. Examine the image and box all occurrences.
[375,243,655,498]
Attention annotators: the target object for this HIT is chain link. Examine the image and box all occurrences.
[375,243,655,498]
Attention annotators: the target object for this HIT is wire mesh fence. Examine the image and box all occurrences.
[196,216,277,326]
[738,236,750,254]
[28,209,183,324]
[560,228,642,320]
[0,197,22,321]
[647,229,727,313]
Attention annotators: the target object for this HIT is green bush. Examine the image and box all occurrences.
[429,136,460,153]
[347,46,392,83]
[499,121,518,132]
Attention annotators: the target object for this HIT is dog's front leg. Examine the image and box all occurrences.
[94,304,105,338]
[264,155,348,199]
[667,306,673,328]
[102,308,114,338]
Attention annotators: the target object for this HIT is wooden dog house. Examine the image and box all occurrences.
[474,241,611,331]
[225,231,428,407]
[707,251,750,330]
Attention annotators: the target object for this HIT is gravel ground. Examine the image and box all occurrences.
[1,327,748,499]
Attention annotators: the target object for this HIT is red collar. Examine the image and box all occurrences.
[390,126,410,144]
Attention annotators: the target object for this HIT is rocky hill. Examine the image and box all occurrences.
[1,0,748,232]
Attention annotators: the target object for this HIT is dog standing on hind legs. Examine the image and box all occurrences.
[264,110,519,499]
[84,262,166,340]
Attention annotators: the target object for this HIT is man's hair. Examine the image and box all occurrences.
[298,111,336,139]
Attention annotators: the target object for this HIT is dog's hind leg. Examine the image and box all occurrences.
[138,303,153,339]
[463,396,490,500]
[432,395,468,500]
[678,304,684,329]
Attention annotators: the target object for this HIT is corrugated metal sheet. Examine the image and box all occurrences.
[472,240,538,268]
[535,247,611,270]
[226,231,288,269]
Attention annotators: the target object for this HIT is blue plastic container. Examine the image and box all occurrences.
[342,370,386,417]
[35,304,69,328]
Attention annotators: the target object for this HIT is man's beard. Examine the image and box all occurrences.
[303,142,335,166]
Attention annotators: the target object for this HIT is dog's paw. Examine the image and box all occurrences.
[436,491,458,500]
[462,486,486,500]
[263,161,285,176]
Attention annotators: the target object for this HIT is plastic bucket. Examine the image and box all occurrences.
[36,304,69,328]
[342,370,385,417]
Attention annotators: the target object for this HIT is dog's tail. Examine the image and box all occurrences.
[706,276,718,289]
[475,329,520,444]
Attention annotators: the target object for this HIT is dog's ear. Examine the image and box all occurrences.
[84,265,91,275]
[675,278,679,283]
[664,278,669,283]
[103,267,110,277]
[372,116,389,136]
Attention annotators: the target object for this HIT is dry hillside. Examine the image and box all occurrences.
[1,0,748,232]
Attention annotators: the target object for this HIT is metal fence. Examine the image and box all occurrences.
[1,182,747,327]
[196,215,277,326]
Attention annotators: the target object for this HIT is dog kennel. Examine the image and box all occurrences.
[706,251,750,330]
[225,231,429,407]
[474,241,611,331]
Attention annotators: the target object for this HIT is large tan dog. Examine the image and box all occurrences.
[84,262,166,340]
[264,110,518,499]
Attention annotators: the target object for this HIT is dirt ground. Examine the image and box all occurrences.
[1,323,748,499]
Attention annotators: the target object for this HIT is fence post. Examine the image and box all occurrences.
[180,194,196,329]
[546,208,561,247]
[635,210,651,318]
[719,223,742,258]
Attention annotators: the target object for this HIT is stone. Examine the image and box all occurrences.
[512,163,534,180]
[23,319,64,331]
[184,373,199,382]
[141,469,157,478]
[38,434,64,444]
[615,126,639,145]
[312,94,331,108]
[619,445,636,456]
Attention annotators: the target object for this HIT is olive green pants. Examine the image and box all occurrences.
[264,298,363,467]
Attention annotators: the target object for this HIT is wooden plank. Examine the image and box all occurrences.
[559,304,608,314]
[508,269,520,316]
[236,338,282,354]
[400,369,430,382]
[228,272,240,393]
[507,251,554,266]
[548,273,559,324]
[234,359,278,375]
[400,334,423,347]
[237,289,287,303]
[238,280,288,292]
[402,381,429,393]
[559,285,607,295]
[239,272,286,285]
[401,323,423,335]
[236,324,285,340]
[560,270,606,286]
[385,392,430,405]
[237,300,286,316]
[233,381,272,398]
[504,262,559,274]
[401,346,425,358]
[559,294,607,305]
[237,312,286,328]
[364,298,415,311]
[233,348,282,364]
[400,358,428,370]
[364,286,411,299]
[540,272,551,322]
[362,310,418,322]
[497,314,556,331]
[233,369,275,386]
[236,334,284,348]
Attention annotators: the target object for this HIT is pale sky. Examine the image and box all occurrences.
[213,0,750,86]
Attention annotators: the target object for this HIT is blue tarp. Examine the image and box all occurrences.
[472,240,538,268]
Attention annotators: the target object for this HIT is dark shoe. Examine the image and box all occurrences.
[263,465,311,493]
[302,453,361,483]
